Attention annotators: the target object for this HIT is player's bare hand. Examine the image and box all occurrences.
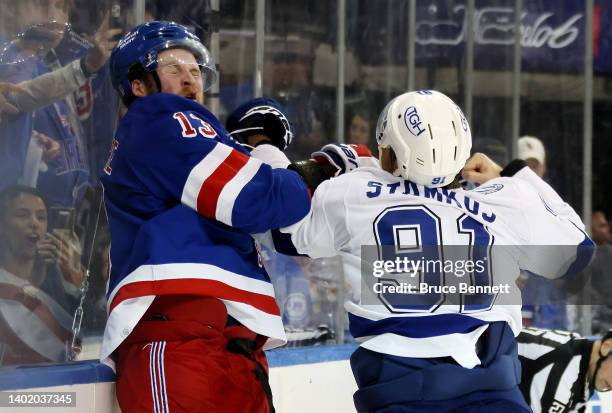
[461,153,502,184]
[83,13,122,75]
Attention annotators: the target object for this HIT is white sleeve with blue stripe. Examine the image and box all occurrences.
[510,167,594,279]
[282,178,351,258]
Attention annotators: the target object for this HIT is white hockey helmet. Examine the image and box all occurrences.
[375,90,472,188]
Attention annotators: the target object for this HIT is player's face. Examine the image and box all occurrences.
[0,193,48,260]
[155,48,204,105]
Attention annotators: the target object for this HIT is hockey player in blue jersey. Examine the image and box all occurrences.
[102,21,320,412]
[282,90,595,412]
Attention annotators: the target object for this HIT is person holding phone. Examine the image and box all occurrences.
[0,185,84,365]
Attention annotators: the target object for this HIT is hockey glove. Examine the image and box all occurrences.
[226,97,293,151]
[311,143,373,177]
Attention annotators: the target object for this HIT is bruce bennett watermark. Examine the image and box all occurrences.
[370,257,511,295]
[372,281,511,295]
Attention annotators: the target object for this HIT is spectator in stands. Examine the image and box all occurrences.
[0,0,119,204]
[592,210,612,245]
[517,134,568,330]
[518,135,546,178]
[590,210,612,334]
[346,107,372,146]
[0,185,83,365]
[263,38,325,160]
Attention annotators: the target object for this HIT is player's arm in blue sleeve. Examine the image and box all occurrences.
[115,102,311,233]
[244,143,304,254]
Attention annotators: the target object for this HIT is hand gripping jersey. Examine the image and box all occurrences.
[100,93,310,365]
[283,166,594,368]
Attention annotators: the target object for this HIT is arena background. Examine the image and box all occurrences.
[0,0,610,411]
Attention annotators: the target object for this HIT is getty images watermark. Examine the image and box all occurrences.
[358,244,603,308]
[371,256,511,295]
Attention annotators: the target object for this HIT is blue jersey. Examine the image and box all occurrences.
[54,32,120,181]
[79,65,119,179]
[34,35,94,207]
[33,97,90,207]
[100,93,310,362]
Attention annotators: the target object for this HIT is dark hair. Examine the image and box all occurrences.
[122,64,157,106]
[346,105,374,136]
[346,105,372,126]
[0,185,48,218]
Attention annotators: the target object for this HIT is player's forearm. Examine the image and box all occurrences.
[9,59,88,113]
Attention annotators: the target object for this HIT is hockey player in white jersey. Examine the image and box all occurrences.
[282,90,594,412]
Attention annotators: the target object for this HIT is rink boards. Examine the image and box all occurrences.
[0,345,609,413]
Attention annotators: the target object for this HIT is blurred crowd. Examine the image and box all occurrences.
[516,136,612,335]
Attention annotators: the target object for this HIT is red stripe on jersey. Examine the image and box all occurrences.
[109,278,281,316]
[197,149,250,218]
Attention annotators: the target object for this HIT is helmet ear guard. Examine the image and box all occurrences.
[375,90,472,188]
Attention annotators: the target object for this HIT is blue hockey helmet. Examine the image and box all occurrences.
[110,20,218,104]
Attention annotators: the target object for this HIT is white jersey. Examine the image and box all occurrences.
[283,165,592,368]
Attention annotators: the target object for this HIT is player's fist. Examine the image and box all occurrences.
[226,97,293,151]
[461,152,502,184]
[312,143,372,177]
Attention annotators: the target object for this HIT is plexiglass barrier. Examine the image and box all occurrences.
[0,0,609,370]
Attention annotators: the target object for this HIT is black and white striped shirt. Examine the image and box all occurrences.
[518,327,594,413]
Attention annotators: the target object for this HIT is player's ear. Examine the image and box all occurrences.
[603,338,612,356]
[131,79,149,98]
[379,147,398,174]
